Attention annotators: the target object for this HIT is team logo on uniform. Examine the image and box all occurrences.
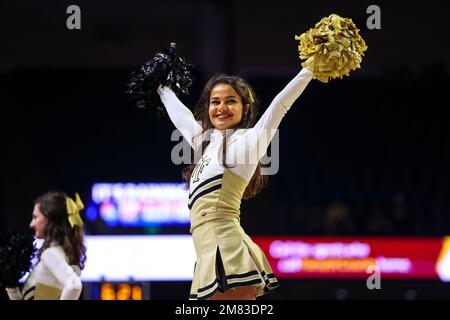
[191,156,211,183]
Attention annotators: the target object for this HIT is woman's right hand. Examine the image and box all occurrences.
[5,287,22,300]
[157,84,172,97]
[157,84,163,95]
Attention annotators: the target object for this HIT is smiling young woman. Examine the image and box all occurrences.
[208,83,250,130]
[157,67,313,300]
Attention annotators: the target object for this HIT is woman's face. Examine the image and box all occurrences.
[29,204,48,239]
[209,83,248,130]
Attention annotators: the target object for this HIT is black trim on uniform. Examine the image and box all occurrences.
[227,270,259,279]
[189,174,223,199]
[188,184,222,209]
[216,248,228,290]
[261,271,276,278]
[191,246,279,300]
[227,278,262,289]
[22,286,35,299]
[23,286,35,296]
[197,279,219,293]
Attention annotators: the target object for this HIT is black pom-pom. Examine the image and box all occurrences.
[126,42,195,115]
[0,232,36,288]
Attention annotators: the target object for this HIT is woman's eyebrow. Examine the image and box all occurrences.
[210,95,237,101]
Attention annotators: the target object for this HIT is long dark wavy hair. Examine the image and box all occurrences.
[35,191,86,269]
[182,74,267,199]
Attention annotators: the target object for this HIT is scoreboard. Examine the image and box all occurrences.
[89,282,144,300]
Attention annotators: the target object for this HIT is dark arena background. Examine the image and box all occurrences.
[1,0,450,305]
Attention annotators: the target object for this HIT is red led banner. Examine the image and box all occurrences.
[252,236,450,281]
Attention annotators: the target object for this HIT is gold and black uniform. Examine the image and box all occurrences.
[6,243,82,300]
[158,68,313,299]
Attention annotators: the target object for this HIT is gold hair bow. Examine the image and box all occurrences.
[247,88,255,104]
[66,193,84,228]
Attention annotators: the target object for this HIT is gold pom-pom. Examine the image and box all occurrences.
[295,13,368,83]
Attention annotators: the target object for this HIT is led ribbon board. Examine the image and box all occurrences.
[80,235,450,282]
[87,183,190,227]
[252,236,450,281]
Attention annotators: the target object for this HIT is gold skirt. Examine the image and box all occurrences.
[189,217,279,300]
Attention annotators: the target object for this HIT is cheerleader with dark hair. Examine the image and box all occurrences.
[127,14,366,299]
[4,192,86,300]
[157,67,312,300]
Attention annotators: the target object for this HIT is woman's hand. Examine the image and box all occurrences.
[5,287,22,300]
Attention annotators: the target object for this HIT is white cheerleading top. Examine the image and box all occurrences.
[158,68,313,232]
[6,243,82,300]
